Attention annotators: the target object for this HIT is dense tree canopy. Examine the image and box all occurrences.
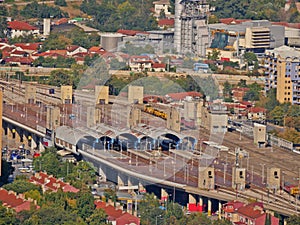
[80,0,157,31]
[20,1,68,19]
[208,0,288,22]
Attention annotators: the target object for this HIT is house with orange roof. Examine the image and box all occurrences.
[0,188,39,213]
[129,55,153,72]
[88,46,106,55]
[29,171,79,193]
[95,200,140,225]
[14,43,41,55]
[152,62,166,72]
[222,201,279,225]
[3,56,34,66]
[8,20,40,38]
[66,45,88,56]
[158,18,174,29]
[247,107,267,121]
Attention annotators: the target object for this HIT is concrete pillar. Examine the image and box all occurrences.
[23,132,29,147]
[161,188,168,201]
[99,166,107,182]
[14,128,21,143]
[7,125,13,140]
[31,134,37,150]
[128,177,133,187]
[199,196,203,208]
[207,198,212,217]
[188,194,196,204]
[218,201,222,220]
[138,182,146,193]
[117,173,125,186]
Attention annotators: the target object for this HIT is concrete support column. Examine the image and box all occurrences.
[99,166,107,182]
[7,125,13,140]
[138,182,146,193]
[117,173,125,186]
[31,134,37,150]
[14,129,21,143]
[23,133,29,147]
[128,177,133,187]
[207,198,212,217]
[188,194,196,204]
[161,188,168,201]
[218,201,222,220]
[199,196,203,209]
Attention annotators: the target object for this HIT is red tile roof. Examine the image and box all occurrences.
[166,91,202,101]
[158,18,174,27]
[8,21,39,31]
[95,200,140,225]
[247,107,267,113]
[152,62,166,68]
[14,43,41,51]
[222,200,244,213]
[4,56,34,64]
[30,172,79,193]
[0,188,39,213]
[219,18,251,25]
[55,18,68,25]
[237,202,265,219]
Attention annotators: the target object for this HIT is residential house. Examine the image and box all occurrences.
[95,200,140,225]
[29,171,79,193]
[247,107,267,121]
[222,200,244,222]
[222,201,279,225]
[152,62,166,72]
[66,45,88,56]
[158,18,174,29]
[231,87,250,102]
[14,43,41,55]
[153,0,171,18]
[3,56,34,66]
[7,21,40,38]
[129,55,153,72]
[0,188,39,213]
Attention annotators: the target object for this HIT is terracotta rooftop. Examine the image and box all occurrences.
[0,188,39,213]
[166,91,202,101]
[30,171,79,193]
[158,18,174,27]
[237,202,265,219]
[8,21,39,31]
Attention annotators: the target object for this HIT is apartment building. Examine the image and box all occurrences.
[265,45,300,104]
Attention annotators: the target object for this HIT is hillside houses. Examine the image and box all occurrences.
[0,188,39,213]
[7,21,40,38]
[29,171,79,193]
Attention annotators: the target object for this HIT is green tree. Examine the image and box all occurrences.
[223,81,232,99]
[76,192,95,220]
[208,49,220,60]
[54,0,67,6]
[48,69,74,87]
[0,203,20,225]
[139,193,164,225]
[87,208,108,225]
[244,52,258,66]
[3,180,42,194]
[0,17,8,38]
